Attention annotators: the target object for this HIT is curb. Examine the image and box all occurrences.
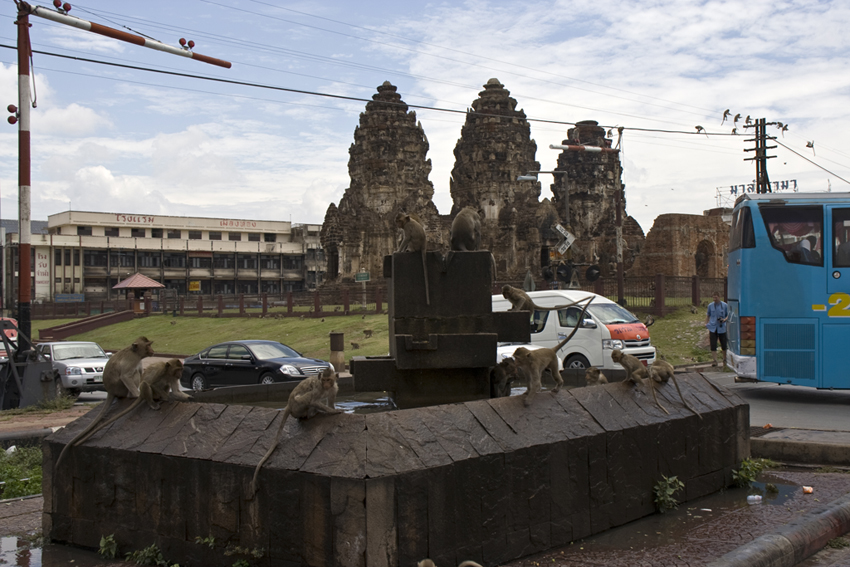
[706,491,850,567]
[0,427,57,449]
[752,438,850,467]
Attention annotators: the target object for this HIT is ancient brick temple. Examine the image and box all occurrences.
[321,82,442,281]
[549,120,644,279]
[630,210,730,278]
[449,78,560,278]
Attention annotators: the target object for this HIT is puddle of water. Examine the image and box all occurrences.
[0,537,41,567]
[245,390,397,414]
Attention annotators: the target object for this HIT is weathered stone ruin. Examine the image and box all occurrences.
[630,210,730,278]
[320,82,442,282]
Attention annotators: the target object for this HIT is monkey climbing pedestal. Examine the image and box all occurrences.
[44,373,749,567]
[350,250,528,409]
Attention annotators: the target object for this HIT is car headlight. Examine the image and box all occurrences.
[64,367,83,375]
[602,339,624,350]
[280,365,301,375]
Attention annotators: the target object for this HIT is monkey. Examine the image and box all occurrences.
[721,109,730,125]
[513,297,593,405]
[490,357,518,398]
[695,125,705,134]
[250,367,343,496]
[649,359,702,419]
[73,359,190,446]
[54,336,154,472]
[350,342,360,350]
[733,113,741,125]
[395,211,430,306]
[418,561,483,567]
[450,206,481,251]
[644,314,655,327]
[502,285,590,313]
[610,348,648,386]
[584,366,608,386]
[363,329,373,338]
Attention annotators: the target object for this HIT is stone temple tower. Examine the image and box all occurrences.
[550,120,644,279]
[321,82,440,282]
[450,78,559,279]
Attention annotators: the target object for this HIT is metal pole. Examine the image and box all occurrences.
[615,189,624,306]
[15,7,32,340]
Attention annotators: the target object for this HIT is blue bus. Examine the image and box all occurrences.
[727,192,850,388]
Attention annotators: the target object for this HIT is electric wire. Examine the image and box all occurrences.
[775,140,850,186]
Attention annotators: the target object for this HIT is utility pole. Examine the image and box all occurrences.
[744,118,777,194]
[10,1,230,339]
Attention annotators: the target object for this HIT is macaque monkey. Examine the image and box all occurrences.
[418,560,483,567]
[54,336,154,471]
[649,359,702,419]
[610,349,648,386]
[584,366,608,386]
[490,357,517,398]
[395,211,430,305]
[250,368,343,496]
[363,329,373,338]
[502,285,589,313]
[73,359,190,446]
[450,206,481,251]
[514,297,593,405]
[350,342,360,350]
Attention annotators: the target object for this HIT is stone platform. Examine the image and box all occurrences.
[44,373,748,567]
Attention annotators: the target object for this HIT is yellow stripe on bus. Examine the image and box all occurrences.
[812,304,827,311]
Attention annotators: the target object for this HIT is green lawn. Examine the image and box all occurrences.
[31,304,711,367]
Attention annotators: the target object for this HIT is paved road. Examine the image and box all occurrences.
[707,371,850,432]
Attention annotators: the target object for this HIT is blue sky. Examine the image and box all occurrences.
[0,0,848,233]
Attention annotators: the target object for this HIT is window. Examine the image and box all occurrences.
[190,256,212,269]
[557,307,585,328]
[206,345,229,359]
[760,205,823,266]
[264,233,276,242]
[283,257,302,270]
[167,229,181,239]
[729,207,756,252]
[228,345,251,360]
[213,280,234,294]
[105,227,119,237]
[77,226,92,236]
[530,311,549,334]
[110,251,135,268]
[73,250,80,266]
[238,254,257,269]
[229,232,241,241]
[238,281,258,294]
[188,230,202,240]
[163,253,186,268]
[213,254,234,269]
[131,228,145,238]
[55,250,62,266]
[84,250,108,267]
[208,231,222,241]
[151,228,163,238]
[834,208,850,268]
[64,250,71,266]
[138,252,160,268]
[261,255,280,269]
[248,233,261,242]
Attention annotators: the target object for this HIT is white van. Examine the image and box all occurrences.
[491,289,656,371]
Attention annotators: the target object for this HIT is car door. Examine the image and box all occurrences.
[202,344,230,386]
[227,344,257,384]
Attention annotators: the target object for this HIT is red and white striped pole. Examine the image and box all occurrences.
[14,5,32,341]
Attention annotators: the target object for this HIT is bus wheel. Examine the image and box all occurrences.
[565,354,590,370]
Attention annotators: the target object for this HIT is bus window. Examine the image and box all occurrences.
[834,209,850,268]
[760,205,823,266]
[729,207,755,251]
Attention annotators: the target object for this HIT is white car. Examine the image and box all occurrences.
[36,341,110,398]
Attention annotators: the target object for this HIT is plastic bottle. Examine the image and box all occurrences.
[747,495,762,504]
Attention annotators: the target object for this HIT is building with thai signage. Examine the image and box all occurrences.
[2,211,324,307]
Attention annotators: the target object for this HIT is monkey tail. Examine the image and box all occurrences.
[76,397,144,446]
[458,561,485,567]
[553,296,594,352]
[421,250,430,306]
[671,376,703,420]
[250,407,291,497]
[54,396,115,473]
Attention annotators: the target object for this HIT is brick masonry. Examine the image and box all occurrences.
[44,373,748,567]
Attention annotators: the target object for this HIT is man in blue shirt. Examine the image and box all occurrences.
[706,292,728,367]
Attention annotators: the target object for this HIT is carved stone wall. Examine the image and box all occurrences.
[449,78,559,279]
[320,82,443,282]
[550,121,644,280]
[630,212,730,278]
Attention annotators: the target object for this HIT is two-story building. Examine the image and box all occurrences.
[2,211,324,307]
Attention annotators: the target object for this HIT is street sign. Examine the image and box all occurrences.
[355,272,370,282]
[554,224,576,254]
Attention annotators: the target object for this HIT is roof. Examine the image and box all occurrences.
[0,219,49,234]
[112,273,165,289]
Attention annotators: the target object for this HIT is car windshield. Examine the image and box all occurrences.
[247,342,300,360]
[53,343,106,361]
[587,303,640,325]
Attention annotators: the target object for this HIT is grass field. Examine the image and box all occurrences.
[29,304,713,366]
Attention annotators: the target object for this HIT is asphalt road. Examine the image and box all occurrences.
[707,371,850,432]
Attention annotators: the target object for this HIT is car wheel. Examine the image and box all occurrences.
[54,376,79,399]
[259,373,276,385]
[191,374,209,392]
[565,354,590,370]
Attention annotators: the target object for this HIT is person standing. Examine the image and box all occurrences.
[706,292,729,367]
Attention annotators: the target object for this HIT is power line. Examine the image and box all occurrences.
[775,140,850,186]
